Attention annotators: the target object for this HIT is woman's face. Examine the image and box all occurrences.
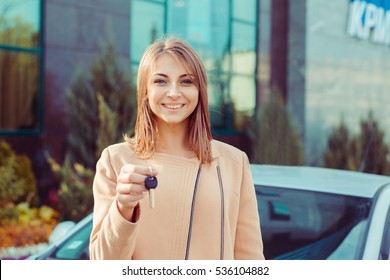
[148,54,199,128]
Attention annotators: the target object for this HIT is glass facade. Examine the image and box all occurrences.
[130,0,258,132]
[305,0,390,165]
[0,0,42,133]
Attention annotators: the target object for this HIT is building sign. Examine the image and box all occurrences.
[347,0,390,46]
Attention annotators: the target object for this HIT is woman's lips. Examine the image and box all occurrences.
[162,104,185,109]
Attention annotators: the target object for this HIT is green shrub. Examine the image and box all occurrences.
[0,202,59,248]
[46,154,94,222]
[0,141,37,208]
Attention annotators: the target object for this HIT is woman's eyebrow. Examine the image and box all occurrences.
[152,73,168,77]
[152,73,194,78]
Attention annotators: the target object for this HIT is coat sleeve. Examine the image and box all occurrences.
[234,152,265,260]
[89,147,140,260]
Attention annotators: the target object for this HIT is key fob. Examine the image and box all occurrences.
[145,176,158,189]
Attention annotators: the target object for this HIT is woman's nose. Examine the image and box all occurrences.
[167,84,181,98]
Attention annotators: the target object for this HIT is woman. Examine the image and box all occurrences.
[89,37,264,260]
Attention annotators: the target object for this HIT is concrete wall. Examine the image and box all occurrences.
[287,0,306,142]
[303,0,390,165]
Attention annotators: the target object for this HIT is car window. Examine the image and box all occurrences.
[255,185,372,260]
[53,221,93,260]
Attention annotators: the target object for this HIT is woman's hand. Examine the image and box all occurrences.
[116,164,158,221]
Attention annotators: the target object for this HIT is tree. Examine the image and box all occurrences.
[47,37,137,221]
[323,112,390,175]
[323,120,359,171]
[66,38,136,168]
[357,112,389,175]
[249,93,304,165]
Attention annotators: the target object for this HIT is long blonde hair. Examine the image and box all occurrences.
[124,37,212,164]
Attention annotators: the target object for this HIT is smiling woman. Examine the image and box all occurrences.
[89,37,265,260]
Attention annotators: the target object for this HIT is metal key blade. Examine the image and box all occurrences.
[149,189,155,208]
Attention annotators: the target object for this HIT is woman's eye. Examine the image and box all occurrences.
[181,79,193,85]
[154,79,166,85]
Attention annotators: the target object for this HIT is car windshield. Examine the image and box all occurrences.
[256,185,372,260]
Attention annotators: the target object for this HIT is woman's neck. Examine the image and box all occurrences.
[155,123,195,158]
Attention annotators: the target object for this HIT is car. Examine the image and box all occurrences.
[28,165,390,260]
[252,165,390,260]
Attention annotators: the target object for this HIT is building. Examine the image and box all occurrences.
[1,0,390,197]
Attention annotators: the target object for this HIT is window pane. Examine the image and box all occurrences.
[232,0,257,22]
[208,70,229,128]
[232,22,256,51]
[167,0,230,65]
[131,0,165,63]
[230,75,256,130]
[232,50,256,74]
[0,50,39,130]
[0,0,40,48]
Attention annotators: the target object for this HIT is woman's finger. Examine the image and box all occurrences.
[116,191,147,205]
[121,164,158,177]
[117,171,147,184]
[117,182,147,194]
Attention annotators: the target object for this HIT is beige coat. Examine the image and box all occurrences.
[89,140,264,260]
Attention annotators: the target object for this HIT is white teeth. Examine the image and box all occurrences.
[164,104,183,109]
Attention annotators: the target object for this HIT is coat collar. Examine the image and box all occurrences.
[211,140,221,159]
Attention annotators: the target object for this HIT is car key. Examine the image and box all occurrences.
[145,166,158,208]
